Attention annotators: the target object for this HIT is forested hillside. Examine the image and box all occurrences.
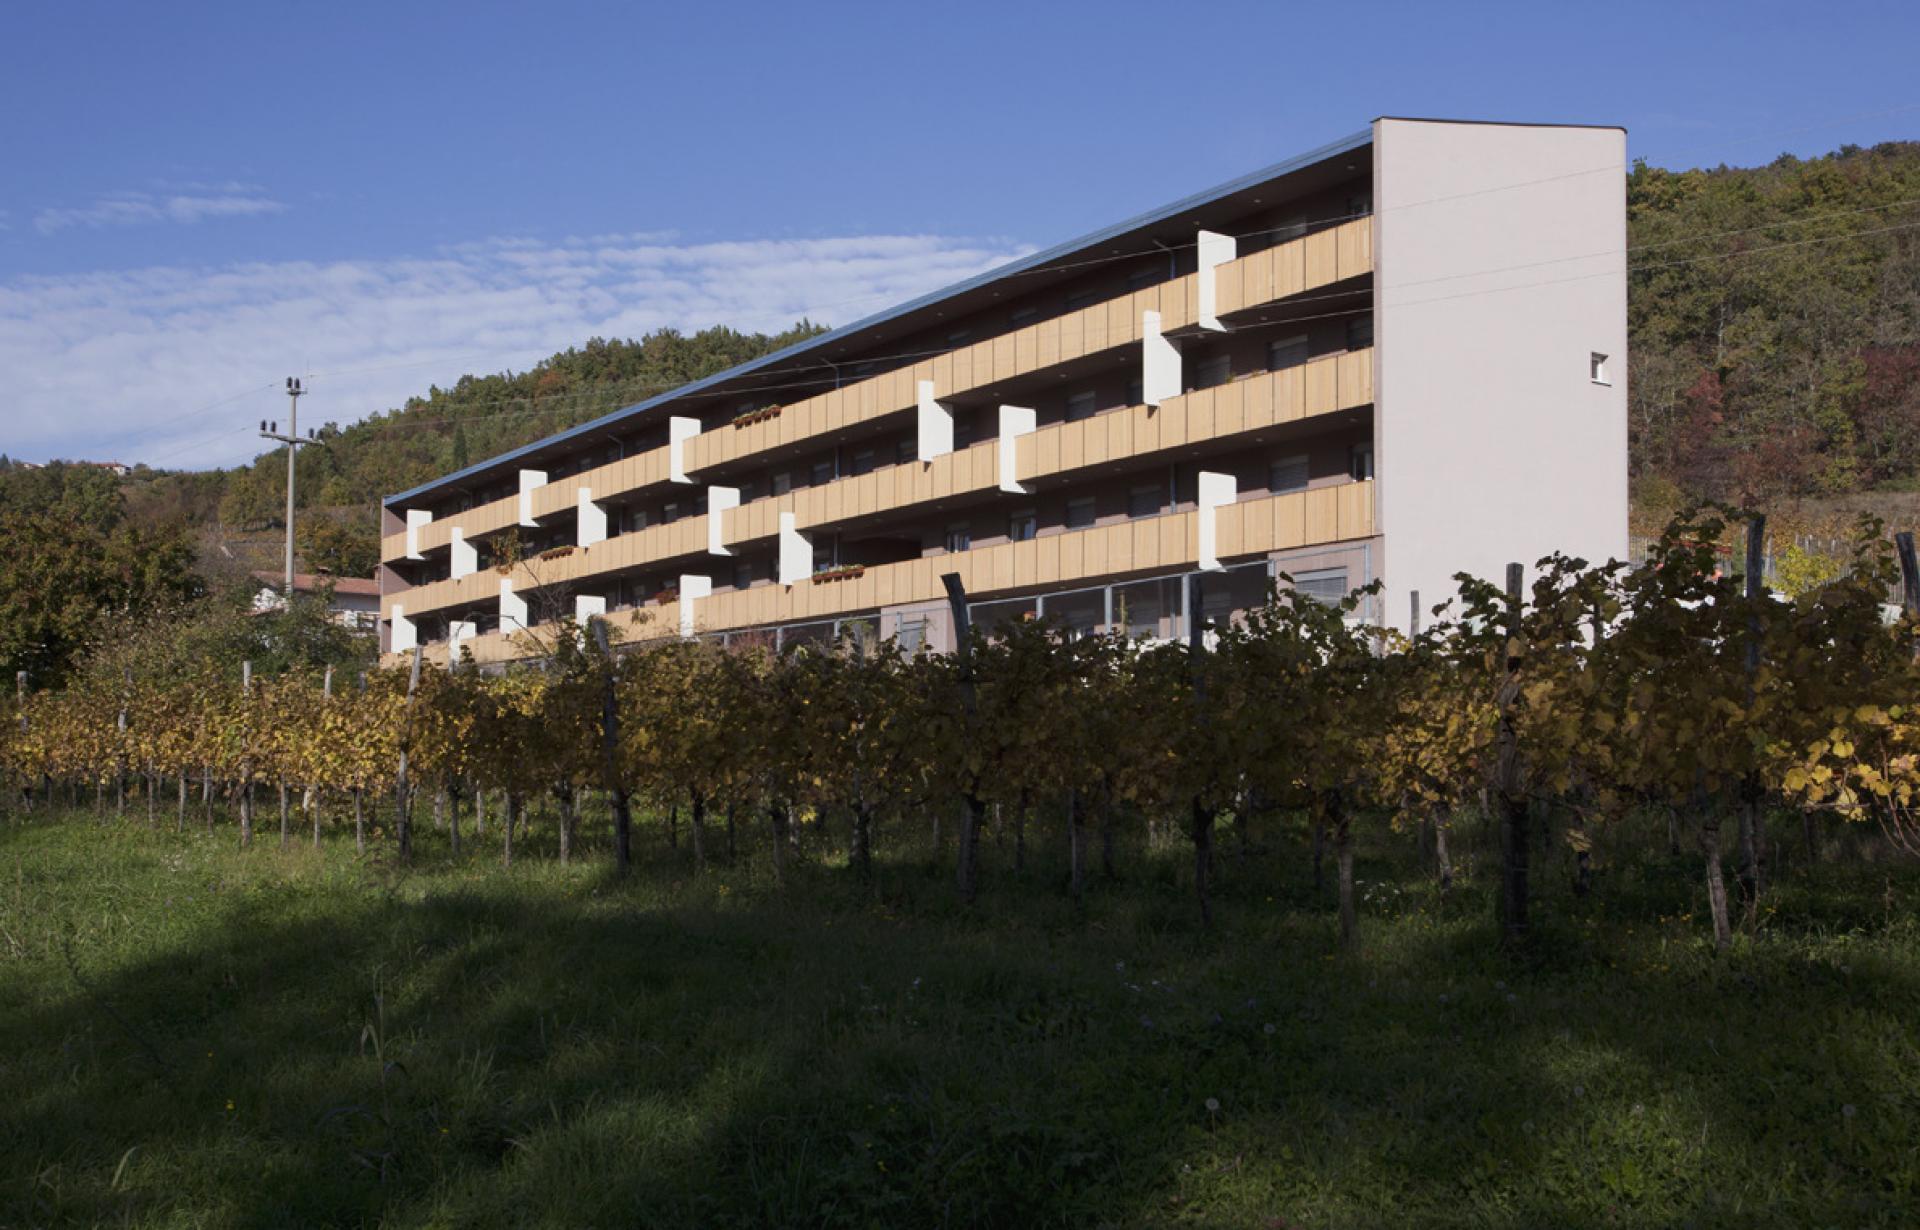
[1628,141,1920,508]
[120,322,826,574]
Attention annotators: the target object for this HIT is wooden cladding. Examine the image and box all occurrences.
[402,481,1375,667]
[1211,217,1372,316]
[390,352,1374,623]
[381,219,1375,566]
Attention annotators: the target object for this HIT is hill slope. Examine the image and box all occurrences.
[1628,140,1920,509]
[121,322,826,573]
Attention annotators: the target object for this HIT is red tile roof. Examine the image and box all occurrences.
[252,571,380,597]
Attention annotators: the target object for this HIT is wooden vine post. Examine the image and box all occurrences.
[394,646,423,863]
[238,661,254,848]
[1737,515,1768,912]
[1493,563,1529,943]
[1187,572,1216,929]
[592,618,634,876]
[942,572,986,903]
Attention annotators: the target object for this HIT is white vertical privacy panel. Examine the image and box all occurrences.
[518,469,547,526]
[917,380,954,462]
[447,620,476,667]
[708,485,740,556]
[677,574,712,638]
[1142,310,1181,406]
[1196,471,1237,570]
[449,528,477,579]
[577,487,607,547]
[669,417,701,484]
[1196,230,1238,332]
[499,578,528,634]
[997,406,1036,494]
[405,510,432,559]
[779,512,811,586]
[575,594,606,622]
[389,604,416,652]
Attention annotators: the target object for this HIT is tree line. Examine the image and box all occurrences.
[7,508,1919,950]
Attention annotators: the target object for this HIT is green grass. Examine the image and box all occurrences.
[2,806,1917,1228]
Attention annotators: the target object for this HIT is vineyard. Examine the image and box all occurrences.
[8,508,1920,948]
[5,509,1920,1224]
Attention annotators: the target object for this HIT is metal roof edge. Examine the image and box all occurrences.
[384,126,1373,509]
[1374,114,1627,133]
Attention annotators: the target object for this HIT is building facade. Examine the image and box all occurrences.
[252,572,381,630]
[379,117,1627,665]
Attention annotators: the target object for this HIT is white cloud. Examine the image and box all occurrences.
[0,232,1031,470]
[33,190,288,234]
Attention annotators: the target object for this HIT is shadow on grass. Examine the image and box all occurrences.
[0,814,1916,1228]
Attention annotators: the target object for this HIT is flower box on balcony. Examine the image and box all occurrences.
[732,405,784,429]
[812,564,867,583]
[653,588,679,606]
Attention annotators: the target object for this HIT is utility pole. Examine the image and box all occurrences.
[258,377,317,599]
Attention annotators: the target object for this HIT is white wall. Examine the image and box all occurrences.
[1374,118,1628,632]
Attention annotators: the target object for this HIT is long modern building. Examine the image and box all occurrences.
[379,116,1627,665]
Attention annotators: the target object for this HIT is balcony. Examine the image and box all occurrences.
[396,480,1375,667]
[387,349,1373,624]
[381,217,1374,565]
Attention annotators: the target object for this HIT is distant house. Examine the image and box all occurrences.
[251,572,381,630]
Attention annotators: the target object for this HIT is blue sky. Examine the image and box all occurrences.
[3,0,1917,470]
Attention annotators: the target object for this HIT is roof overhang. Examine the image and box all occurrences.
[384,126,1373,510]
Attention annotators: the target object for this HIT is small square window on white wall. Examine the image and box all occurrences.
[1590,352,1611,385]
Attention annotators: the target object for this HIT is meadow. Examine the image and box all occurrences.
[3,805,1916,1228]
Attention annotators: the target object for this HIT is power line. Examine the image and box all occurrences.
[290,208,1920,457]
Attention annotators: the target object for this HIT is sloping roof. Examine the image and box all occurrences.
[252,571,380,597]
[382,126,1374,510]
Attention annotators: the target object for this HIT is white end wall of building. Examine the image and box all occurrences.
[1373,118,1628,632]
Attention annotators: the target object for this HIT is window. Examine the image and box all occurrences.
[733,561,754,590]
[738,480,760,503]
[1277,219,1309,244]
[1065,496,1097,530]
[810,460,834,486]
[1269,455,1310,495]
[850,449,876,476]
[1195,354,1232,390]
[1591,352,1611,385]
[1349,441,1374,482]
[1127,266,1163,292]
[953,415,972,449]
[812,542,836,573]
[1065,390,1097,423]
[946,328,972,345]
[1269,334,1309,371]
[944,523,971,554]
[1293,568,1349,607]
[771,471,792,496]
[897,438,917,465]
[1128,484,1162,519]
[1009,305,1039,327]
[1064,289,1099,311]
[1008,509,1037,542]
[629,507,650,532]
[1125,375,1143,406]
[896,618,927,654]
[662,501,680,523]
[1346,315,1374,350]
[1346,191,1372,219]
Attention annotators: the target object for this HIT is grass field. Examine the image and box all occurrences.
[2,806,1917,1228]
